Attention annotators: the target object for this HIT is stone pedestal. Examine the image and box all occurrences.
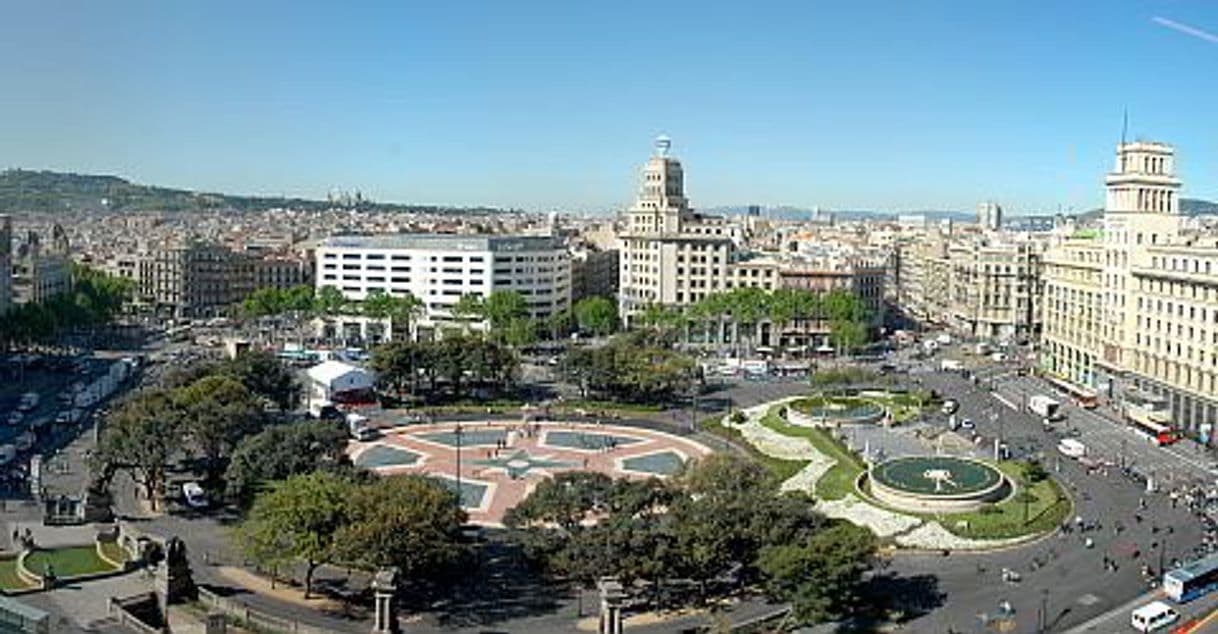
[155,537,196,616]
[371,567,399,634]
[597,577,625,634]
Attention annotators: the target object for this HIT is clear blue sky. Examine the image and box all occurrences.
[2,1,1217,215]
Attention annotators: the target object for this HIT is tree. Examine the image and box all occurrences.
[175,375,266,482]
[95,390,181,511]
[482,291,529,330]
[237,472,355,598]
[219,350,300,411]
[574,296,619,336]
[450,293,485,322]
[757,521,876,624]
[829,320,867,355]
[335,475,468,579]
[316,286,348,316]
[224,419,350,505]
[504,471,616,530]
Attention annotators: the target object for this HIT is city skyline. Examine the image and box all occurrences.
[3,2,1218,213]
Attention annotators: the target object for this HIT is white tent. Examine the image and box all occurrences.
[306,360,376,402]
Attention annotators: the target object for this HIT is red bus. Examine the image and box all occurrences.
[1045,375,1099,409]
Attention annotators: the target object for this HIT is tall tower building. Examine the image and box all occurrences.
[977,201,1003,231]
[618,137,736,323]
[625,135,692,235]
[1099,142,1183,375]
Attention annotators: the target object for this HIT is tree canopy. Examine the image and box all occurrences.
[574,296,619,336]
[505,454,876,623]
[560,334,696,404]
[225,419,351,506]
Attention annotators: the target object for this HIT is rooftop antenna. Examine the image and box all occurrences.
[1121,108,1129,146]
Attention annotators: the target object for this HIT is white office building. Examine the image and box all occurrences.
[315,234,571,340]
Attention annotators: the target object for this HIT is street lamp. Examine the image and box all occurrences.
[1038,588,1049,633]
[454,424,464,510]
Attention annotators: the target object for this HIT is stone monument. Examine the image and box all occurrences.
[371,567,399,634]
[597,577,625,634]
[155,537,196,616]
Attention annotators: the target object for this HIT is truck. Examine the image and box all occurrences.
[1029,395,1061,420]
[940,359,963,372]
[1057,437,1086,459]
[346,413,377,441]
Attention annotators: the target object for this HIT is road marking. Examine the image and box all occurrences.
[992,393,1018,411]
[1184,605,1218,633]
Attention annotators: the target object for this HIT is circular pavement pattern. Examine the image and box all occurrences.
[348,420,714,527]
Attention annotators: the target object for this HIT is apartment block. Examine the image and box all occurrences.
[1042,141,1218,435]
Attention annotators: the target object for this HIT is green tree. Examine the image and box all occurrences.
[174,375,266,482]
[224,419,351,505]
[757,521,876,624]
[482,290,529,329]
[237,472,355,598]
[450,293,485,322]
[218,350,299,411]
[95,390,181,511]
[574,296,619,336]
[335,475,468,578]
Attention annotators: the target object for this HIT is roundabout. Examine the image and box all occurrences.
[867,455,1010,514]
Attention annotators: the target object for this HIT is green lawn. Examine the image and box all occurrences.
[759,407,866,500]
[929,462,1072,540]
[0,557,34,591]
[98,540,126,565]
[701,417,808,481]
[24,546,119,579]
[760,406,1069,539]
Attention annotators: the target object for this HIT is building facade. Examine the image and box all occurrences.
[618,137,740,323]
[978,201,1004,231]
[315,234,571,338]
[1042,141,1218,436]
[12,224,72,305]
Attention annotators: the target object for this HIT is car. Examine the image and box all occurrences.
[941,399,960,415]
[6,412,22,426]
[182,482,209,509]
[959,418,975,430]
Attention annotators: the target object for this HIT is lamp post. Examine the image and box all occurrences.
[1038,588,1049,633]
[454,423,464,510]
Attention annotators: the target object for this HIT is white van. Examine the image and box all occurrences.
[1130,600,1179,632]
[1057,438,1086,459]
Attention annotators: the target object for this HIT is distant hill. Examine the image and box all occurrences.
[0,169,502,215]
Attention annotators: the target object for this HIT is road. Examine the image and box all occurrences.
[891,360,1207,633]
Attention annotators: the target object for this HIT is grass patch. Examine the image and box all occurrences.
[98,540,126,565]
[758,406,866,501]
[701,416,808,481]
[24,546,118,578]
[0,557,34,591]
[930,462,1072,540]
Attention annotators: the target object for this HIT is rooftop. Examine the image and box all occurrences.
[320,233,563,252]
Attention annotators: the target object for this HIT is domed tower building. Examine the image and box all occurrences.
[618,137,740,327]
[1043,139,1218,440]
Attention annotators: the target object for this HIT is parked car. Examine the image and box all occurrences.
[182,482,209,509]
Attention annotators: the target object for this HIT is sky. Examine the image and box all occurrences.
[2,1,1218,215]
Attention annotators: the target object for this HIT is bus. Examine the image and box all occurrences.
[1125,392,1181,446]
[1165,553,1218,603]
[1044,375,1099,409]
